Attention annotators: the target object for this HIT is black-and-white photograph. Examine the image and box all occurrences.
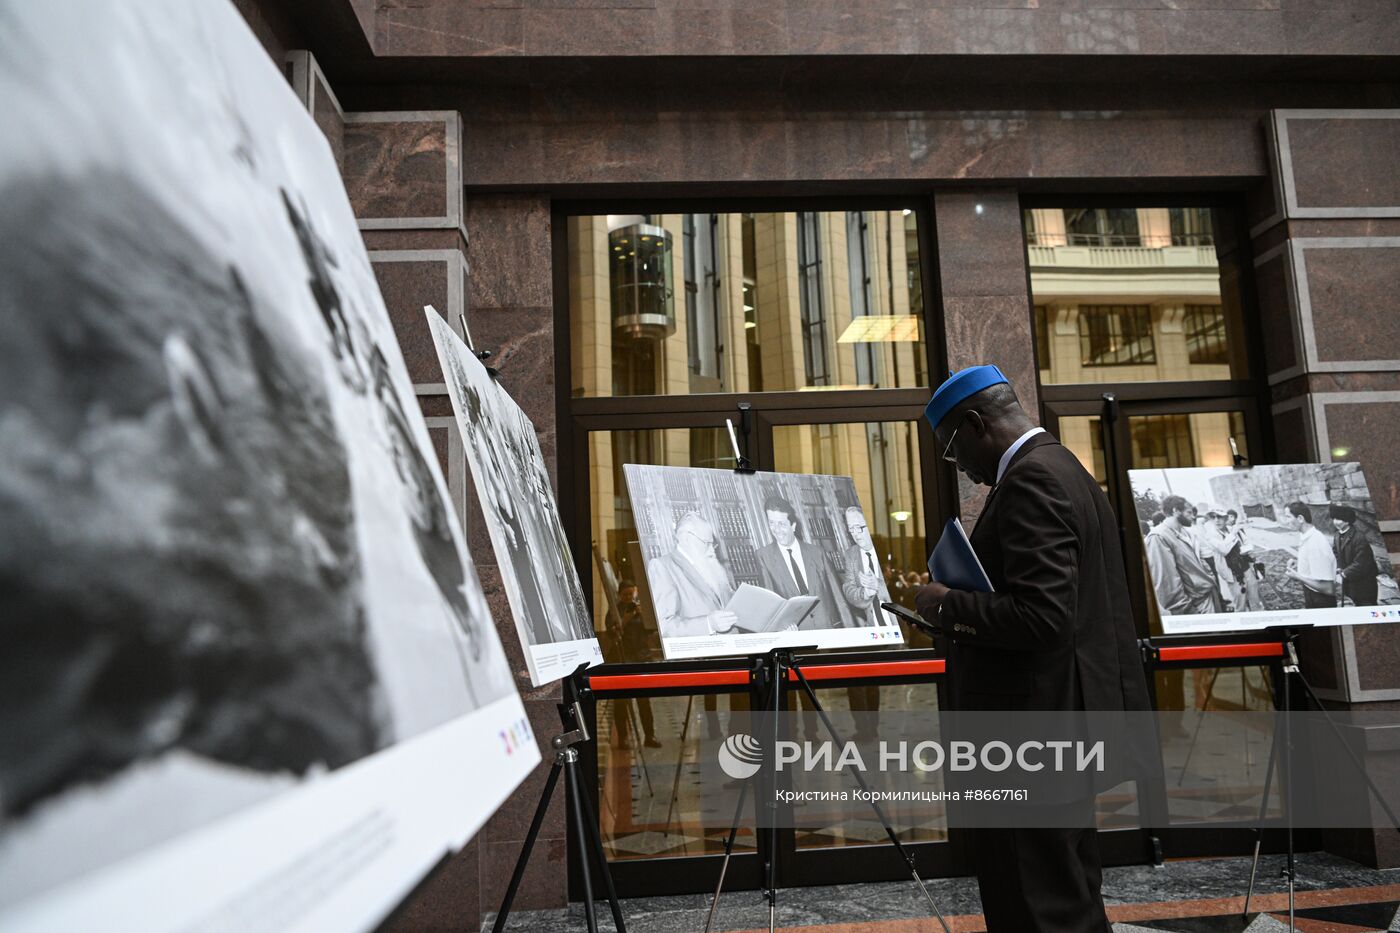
[425,308,603,685]
[0,1,530,925]
[623,464,906,660]
[1130,463,1400,634]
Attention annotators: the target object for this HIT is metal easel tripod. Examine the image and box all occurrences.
[493,664,626,933]
[705,648,952,933]
[1241,629,1400,931]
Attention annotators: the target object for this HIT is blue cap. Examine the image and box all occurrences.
[923,365,1009,431]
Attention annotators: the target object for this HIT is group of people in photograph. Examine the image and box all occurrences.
[1143,495,1380,615]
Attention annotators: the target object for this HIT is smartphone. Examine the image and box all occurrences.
[880,601,942,637]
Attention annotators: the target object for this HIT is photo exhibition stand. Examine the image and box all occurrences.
[704,419,952,933]
[473,348,624,933]
[492,663,626,933]
[704,647,953,933]
[1131,444,1400,931]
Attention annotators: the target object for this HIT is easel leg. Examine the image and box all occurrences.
[564,754,601,933]
[704,779,751,933]
[765,656,783,933]
[790,665,952,933]
[1283,662,1294,930]
[1242,716,1280,918]
[574,758,628,933]
[627,699,654,796]
[1177,666,1222,785]
[662,694,695,837]
[493,761,563,933]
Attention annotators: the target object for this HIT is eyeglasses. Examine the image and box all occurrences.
[682,528,718,552]
[940,412,969,463]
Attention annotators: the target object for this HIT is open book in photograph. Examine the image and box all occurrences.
[725,584,819,634]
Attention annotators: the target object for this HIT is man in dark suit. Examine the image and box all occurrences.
[841,506,893,628]
[1332,504,1379,606]
[915,365,1152,933]
[755,494,840,629]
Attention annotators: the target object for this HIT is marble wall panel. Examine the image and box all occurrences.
[368,2,1400,59]
[367,254,460,387]
[454,109,1265,191]
[340,110,463,239]
[286,51,346,168]
[1253,250,1298,377]
[1302,244,1400,365]
[313,71,346,168]
[1269,404,1312,463]
[466,196,554,310]
[1272,372,1400,407]
[1284,115,1400,211]
[382,838,481,933]
[1354,624,1400,692]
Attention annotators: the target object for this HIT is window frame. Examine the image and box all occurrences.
[552,196,953,650]
[1022,194,1274,640]
[1077,303,1158,368]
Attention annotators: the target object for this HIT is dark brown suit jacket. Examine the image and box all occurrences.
[922,433,1152,718]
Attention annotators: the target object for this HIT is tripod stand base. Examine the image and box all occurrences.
[494,677,627,933]
[705,649,951,933]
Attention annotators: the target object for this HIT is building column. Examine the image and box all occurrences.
[933,190,1041,530]
[288,51,567,928]
[1250,108,1400,867]
[459,193,571,918]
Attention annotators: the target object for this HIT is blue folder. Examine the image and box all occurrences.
[927,518,994,593]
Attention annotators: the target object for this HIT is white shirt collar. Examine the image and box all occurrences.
[996,427,1047,484]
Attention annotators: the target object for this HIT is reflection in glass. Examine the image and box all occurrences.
[589,428,734,663]
[1129,411,1248,471]
[570,211,926,397]
[794,683,947,849]
[1155,667,1280,826]
[597,691,755,861]
[1056,411,1248,491]
[1024,206,1247,384]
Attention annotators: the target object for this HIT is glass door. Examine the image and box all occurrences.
[1043,395,1263,638]
[573,415,759,876]
[750,407,961,885]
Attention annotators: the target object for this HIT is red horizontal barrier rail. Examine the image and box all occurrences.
[588,670,750,692]
[1155,642,1284,663]
[786,660,946,681]
[589,659,946,693]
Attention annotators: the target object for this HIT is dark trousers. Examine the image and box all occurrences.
[611,696,654,741]
[1303,587,1335,609]
[969,812,1110,932]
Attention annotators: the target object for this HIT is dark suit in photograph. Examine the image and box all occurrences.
[1335,525,1379,606]
[755,539,839,629]
[841,543,890,627]
[920,431,1153,933]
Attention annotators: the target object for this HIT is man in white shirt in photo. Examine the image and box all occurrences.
[1286,501,1338,609]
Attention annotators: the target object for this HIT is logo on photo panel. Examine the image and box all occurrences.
[717,733,764,780]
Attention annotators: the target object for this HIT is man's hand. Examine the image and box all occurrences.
[707,610,740,633]
[858,570,879,594]
[914,581,950,620]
